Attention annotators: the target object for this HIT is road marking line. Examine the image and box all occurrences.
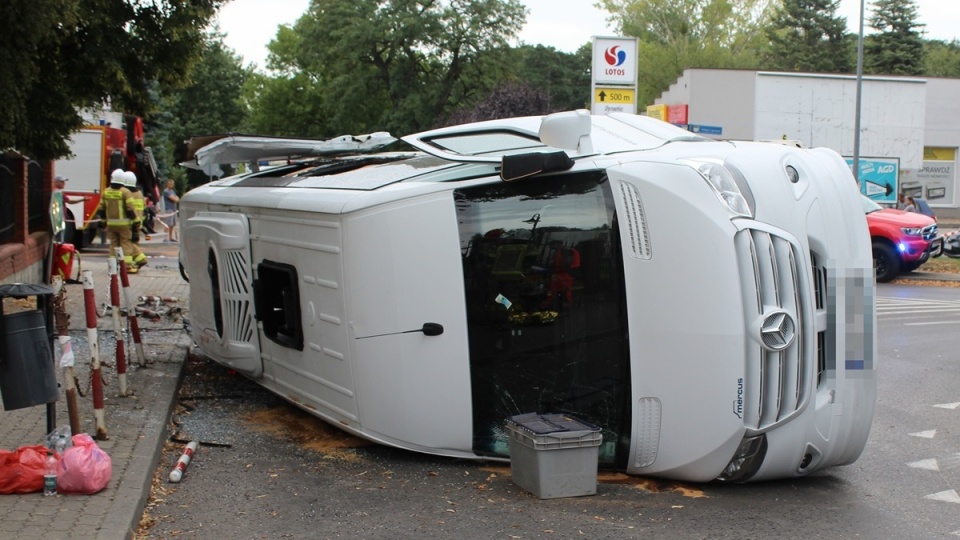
[905,321,960,326]
[907,458,939,471]
[910,429,937,438]
[924,490,960,504]
[934,402,960,410]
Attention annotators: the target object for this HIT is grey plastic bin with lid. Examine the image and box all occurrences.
[505,413,602,499]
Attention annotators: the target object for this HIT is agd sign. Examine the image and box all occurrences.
[845,156,900,205]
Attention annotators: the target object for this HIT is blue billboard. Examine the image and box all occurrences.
[844,157,900,205]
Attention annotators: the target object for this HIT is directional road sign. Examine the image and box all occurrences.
[594,87,635,105]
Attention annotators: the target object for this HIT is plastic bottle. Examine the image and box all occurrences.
[56,434,68,454]
[43,451,57,496]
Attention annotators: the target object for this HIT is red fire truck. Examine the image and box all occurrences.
[53,112,160,249]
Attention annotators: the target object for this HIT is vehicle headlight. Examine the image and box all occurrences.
[682,158,755,218]
[900,227,922,236]
[716,434,767,482]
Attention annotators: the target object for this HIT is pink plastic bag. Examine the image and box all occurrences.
[57,434,112,494]
[0,445,47,494]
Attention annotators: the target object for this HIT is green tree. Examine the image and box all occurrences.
[507,45,591,112]
[245,22,345,137]
[762,0,851,73]
[863,0,924,75]
[600,0,771,106]
[923,40,960,78]
[443,81,553,125]
[0,0,222,160]
[248,0,526,138]
[149,31,251,187]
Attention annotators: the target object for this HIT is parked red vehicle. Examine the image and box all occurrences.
[862,196,941,282]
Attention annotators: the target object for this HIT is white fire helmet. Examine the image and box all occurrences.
[124,170,138,189]
[110,168,126,184]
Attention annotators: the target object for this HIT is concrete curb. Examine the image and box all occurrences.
[899,271,960,282]
[98,357,186,540]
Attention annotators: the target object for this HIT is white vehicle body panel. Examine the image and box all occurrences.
[180,111,876,481]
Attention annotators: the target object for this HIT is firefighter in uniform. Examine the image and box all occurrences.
[95,169,137,270]
[124,170,149,270]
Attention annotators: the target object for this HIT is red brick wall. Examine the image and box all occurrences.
[0,155,53,282]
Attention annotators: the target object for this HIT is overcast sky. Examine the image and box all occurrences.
[218,0,960,69]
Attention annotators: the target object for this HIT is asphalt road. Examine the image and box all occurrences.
[134,280,960,540]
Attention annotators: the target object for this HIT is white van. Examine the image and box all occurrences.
[179,111,876,482]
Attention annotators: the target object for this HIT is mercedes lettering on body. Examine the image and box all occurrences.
[179,111,877,483]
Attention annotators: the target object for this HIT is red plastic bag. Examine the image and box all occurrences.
[0,445,48,494]
[57,434,112,494]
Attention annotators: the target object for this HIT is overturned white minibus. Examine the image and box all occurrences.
[179,111,876,482]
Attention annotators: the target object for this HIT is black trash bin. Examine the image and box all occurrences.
[0,283,59,412]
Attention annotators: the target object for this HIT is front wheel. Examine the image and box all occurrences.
[873,242,901,283]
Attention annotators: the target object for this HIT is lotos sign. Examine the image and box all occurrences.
[592,37,638,85]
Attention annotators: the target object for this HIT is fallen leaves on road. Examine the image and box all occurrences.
[892,277,960,288]
[478,464,708,498]
[242,406,371,461]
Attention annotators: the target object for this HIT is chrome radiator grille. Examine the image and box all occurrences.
[735,228,810,432]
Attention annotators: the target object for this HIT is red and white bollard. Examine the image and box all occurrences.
[168,441,199,483]
[52,276,82,436]
[116,248,145,367]
[108,258,128,397]
[134,306,163,322]
[82,270,108,440]
[138,295,179,304]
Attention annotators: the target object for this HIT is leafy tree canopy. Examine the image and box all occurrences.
[503,45,591,112]
[762,0,851,73]
[443,81,553,126]
[247,0,526,137]
[924,40,960,78]
[864,0,924,75]
[601,0,771,105]
[0,0,222,160]
[148,30,251,187]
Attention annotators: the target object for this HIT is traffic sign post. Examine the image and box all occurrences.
[591,36,638,116]
[593,87,636,115]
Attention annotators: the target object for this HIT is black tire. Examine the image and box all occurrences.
[873,242,901,283]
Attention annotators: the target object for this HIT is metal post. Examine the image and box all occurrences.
[82,270,108,440]
[41,289,56,434]
[853,0,865,184]
[109,258,128,396]
[51,276,82,435]
[117,248,146,367]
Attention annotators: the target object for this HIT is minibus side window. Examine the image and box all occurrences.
[254,260,304,351]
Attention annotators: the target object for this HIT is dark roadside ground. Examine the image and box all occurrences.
[139,354,713,540]
[136,260,960,540]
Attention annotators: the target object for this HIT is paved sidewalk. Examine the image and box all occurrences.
[0,250,189,540]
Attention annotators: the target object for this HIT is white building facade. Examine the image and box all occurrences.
[654,69,960,218]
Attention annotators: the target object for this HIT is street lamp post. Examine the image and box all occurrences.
[853,0,865,184]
